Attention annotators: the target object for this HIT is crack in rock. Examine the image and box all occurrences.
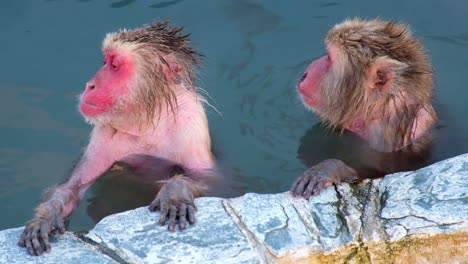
[334,185,352,240]
[291,202,322,245]
[77,232,132,264]
[264,204,289,237]
[222,199,273,264]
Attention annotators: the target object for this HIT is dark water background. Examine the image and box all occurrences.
[0,0,467,231]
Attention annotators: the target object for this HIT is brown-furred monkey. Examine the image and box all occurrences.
[290,18,436,198]
[18,21,216,256]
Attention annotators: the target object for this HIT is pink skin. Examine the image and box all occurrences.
[80,49,134,116]
[69,50,214,216]
[298,45,341,113]
[19,49,214,256]
[298,54,330,112]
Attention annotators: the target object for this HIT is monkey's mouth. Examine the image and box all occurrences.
[301,95,315,104]
[80,100,104,116]
[82,101,99,107]
[299,93,322,110]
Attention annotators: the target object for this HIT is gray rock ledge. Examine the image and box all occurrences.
[2,153,467,264]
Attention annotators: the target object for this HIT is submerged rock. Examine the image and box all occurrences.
[1,153,467,263]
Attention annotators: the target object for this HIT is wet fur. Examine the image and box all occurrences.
[102,21,203,126]
[291,18,438,199]
[320,18,436,150]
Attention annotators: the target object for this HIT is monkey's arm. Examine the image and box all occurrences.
[290,159,358,199]
[147,119,214,231]
[18,138,115,256]
[118,154,209,232]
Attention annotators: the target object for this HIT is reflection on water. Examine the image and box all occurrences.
[149,0,184,9]
[224,0,282,36]
[1,0,467,230]
[85,170,162,223]
[220,0,281,80]
[297,118,468,181]
[109,0,137,8]
[319,3,341,8]
[72,0,184,8]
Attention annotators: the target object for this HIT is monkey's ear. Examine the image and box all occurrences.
[163,63,182,84]
[368,56,407,93]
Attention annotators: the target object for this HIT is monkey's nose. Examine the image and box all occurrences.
[299,73,307,83]
[86,84,96,91]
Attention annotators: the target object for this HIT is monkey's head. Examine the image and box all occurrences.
[298,18,435,145]
[79,21,202,125]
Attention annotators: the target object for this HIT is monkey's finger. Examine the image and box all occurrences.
[289,176,302,194]
[40,235,51,254]
[54,217,66,234]
[148,199,160,212]
[159,207,169,226]
[178,204,188,230]
[307,175,322,197]
[25,236,35,256]
[343,172,359,183]
[18,231,27,247]
[294,176,310,197]
[30,224,44,255]
[40,221,52,253]
[32,235,43,256]
[312,179,331,196]
[17,240,25,248]
[187,205,196,225]
[302,179,317,199]
[167,205,177,232]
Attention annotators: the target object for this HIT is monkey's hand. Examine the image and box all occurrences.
[18,203,65,256]
[290,159,358,199]
[149,175,199,231]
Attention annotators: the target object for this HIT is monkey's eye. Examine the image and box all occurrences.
[299,73,307,83]
[103,60,106,65]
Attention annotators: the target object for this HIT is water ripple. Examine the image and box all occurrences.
[149,0,184,9]
[109,0,136,8]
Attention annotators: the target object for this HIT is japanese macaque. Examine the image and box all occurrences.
[18,21,216,256]
[291,18,436,198]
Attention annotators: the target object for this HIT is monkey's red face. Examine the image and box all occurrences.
[80,49,135,117]
[297,51,334,112]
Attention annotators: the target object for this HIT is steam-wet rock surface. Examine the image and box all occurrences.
[0,227,117,264]
[2,153,467,263]
[87,197,261,264]
[379,155,468,241]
